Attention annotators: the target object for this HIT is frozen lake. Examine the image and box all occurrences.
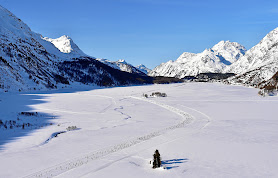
[0,83,277,178]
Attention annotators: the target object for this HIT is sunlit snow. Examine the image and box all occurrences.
[0,83,277,178]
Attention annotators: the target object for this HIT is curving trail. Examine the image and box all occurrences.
[178,104,211,129]
[114,106,132,120]
[23,96,194,178]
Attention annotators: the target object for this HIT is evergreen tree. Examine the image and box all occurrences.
[152,149,161,168]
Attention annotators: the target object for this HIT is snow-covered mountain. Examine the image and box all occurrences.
[149,27,278,87]
[43,35,87,57]
[227,28,278,74]
[0,5,152,92]
[149,41,246,78]
[227,27,278,87]
[135,64,151,74]
[2,3,278,92]
[95,59,147,75]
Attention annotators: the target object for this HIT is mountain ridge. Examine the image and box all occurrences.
[149,40,246,78]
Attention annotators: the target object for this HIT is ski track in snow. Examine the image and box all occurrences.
[178,104,211,129]
[81,97,213,177]
[23,96,194,178]
[82,94,132,120]
[114,106,132,120]
[32,94,116,116]
[88,95,116,114]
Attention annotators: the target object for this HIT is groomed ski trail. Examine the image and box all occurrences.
[23,96,194,178]
[178,104,211,129]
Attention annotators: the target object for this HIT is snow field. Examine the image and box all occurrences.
[0,83,278,178]
[23,95,194,178]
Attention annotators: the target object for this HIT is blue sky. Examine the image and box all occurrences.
[1,0,278,69]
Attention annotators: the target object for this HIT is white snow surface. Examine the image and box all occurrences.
[0,83,277,178]
[149,41,246,78]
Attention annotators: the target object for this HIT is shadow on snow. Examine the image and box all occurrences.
[162,158,188,170]
[0,86,103,150]
[0,84,156,151]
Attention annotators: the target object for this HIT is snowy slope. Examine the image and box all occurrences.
[0,5,64,91]
[135,64,151,74]
[227,60,278,87]
[0,83,277,178]
[43,35,87,57]
[211,40,246,64]
[227,28,278,86]
[149,41,246,78]
[96,59,147,75]
[227,27,278,74]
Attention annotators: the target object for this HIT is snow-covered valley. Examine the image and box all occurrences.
[0,83,277,178]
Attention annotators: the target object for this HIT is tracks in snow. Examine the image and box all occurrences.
[114,106,132,120]
[23,96,194,178]
[129,96,193,120]
[178,104,211,129]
